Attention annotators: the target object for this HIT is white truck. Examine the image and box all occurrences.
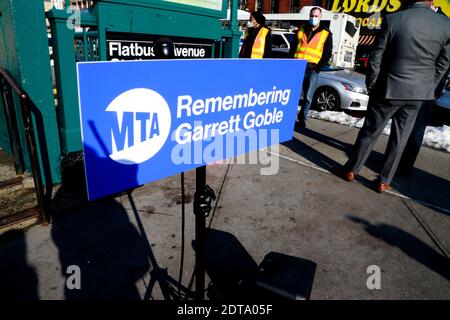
[264,6,360,69]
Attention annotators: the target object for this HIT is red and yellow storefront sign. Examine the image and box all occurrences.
[330,0,449,30]
[331,0,402,13]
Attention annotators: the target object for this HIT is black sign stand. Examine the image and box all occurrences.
[193,165,216,300]
[194,166,206,300]
[154,38,215,301]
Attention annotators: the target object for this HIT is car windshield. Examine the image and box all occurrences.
[321,65,345,71]
[284,33,294,45]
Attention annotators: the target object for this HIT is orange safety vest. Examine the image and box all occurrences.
[294,27,329,64]
[251,27,269,59]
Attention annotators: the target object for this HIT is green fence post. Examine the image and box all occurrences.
[0,0,62,184]
[47,9,82,153]
[223,0,241,58]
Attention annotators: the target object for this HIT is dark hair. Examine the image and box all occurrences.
[310,7,322,15]
[251,10,266,26]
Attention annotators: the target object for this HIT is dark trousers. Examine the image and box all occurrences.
[299,69,319,124]
[397,101,433,174]
[344,99,423,184]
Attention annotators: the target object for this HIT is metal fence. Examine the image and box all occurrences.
[74,30,99,62]
[50,0,96,10]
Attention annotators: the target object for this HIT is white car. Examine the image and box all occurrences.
[271,30,295,56]
[312,65,369,111]
[436,74,450,111]
[271,31,369,111]
[434,73,450,125]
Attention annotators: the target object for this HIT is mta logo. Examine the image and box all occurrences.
[110,111,160,150]
[105,88,171,164]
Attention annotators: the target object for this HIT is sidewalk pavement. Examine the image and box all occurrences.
[0,118,449,300]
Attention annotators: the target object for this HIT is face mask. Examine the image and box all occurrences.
[309,17,320,27]
[247,21,254,28]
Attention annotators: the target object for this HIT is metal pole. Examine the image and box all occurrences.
[226,0,242,58]
[83,28,89,61]
[230,0,238,30]
[20,96,49,225]
[194,165,207,300]
[0,84,24,173]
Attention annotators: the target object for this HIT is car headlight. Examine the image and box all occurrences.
[341,82,368,95]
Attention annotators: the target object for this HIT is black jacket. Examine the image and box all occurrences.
[289,23,333,70]
[239,26,272,58]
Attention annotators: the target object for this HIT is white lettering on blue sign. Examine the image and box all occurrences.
[77,59,306,200]
[105,88,171,165]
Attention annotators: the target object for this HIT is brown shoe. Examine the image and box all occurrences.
[333,167,356,182]
[344,171,356,182]
[377,183,391,193]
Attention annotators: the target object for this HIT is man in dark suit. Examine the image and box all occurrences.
[336,0,450,193]
[396,6,449,175]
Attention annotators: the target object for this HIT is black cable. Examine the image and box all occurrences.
[208,162,232,228]
[178,172,186,297]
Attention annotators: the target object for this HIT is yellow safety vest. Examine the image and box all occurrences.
[251,27,269,59]
[294,27,329,64]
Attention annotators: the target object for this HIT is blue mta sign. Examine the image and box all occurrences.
[77,59,306,200]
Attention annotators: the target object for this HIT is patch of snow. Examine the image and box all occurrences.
[422,125,450,153]
[309,111,449,153]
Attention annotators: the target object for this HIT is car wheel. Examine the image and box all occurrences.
[314,87,340,111]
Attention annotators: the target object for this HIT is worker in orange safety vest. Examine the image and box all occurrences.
[239,11,272,59]
[289,7,333,128]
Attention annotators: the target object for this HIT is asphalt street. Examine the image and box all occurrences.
[0,118,449,300]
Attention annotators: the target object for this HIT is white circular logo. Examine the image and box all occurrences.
[105,88,171,164]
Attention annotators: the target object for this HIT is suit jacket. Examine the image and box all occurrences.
[367,3,450,100]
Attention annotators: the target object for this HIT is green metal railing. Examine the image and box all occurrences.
[0,68,49,225]
[74,30,99,62]
[63,0,97,9]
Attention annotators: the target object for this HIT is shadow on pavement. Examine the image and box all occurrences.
[50,136,153,299]
[283,128,343,172]
[204,229,316,301]
[204,229,260,300]
[285,125,450,215]
[348,215,450,281]
[51,192,150,299]
[49,120,196,300]
[0,230,39,299]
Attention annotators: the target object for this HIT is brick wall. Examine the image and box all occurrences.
[299,0,314,8]
[248,0,322,14]
[279,0,290,12]
[262,0,271,13]
[247,0,256,11]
